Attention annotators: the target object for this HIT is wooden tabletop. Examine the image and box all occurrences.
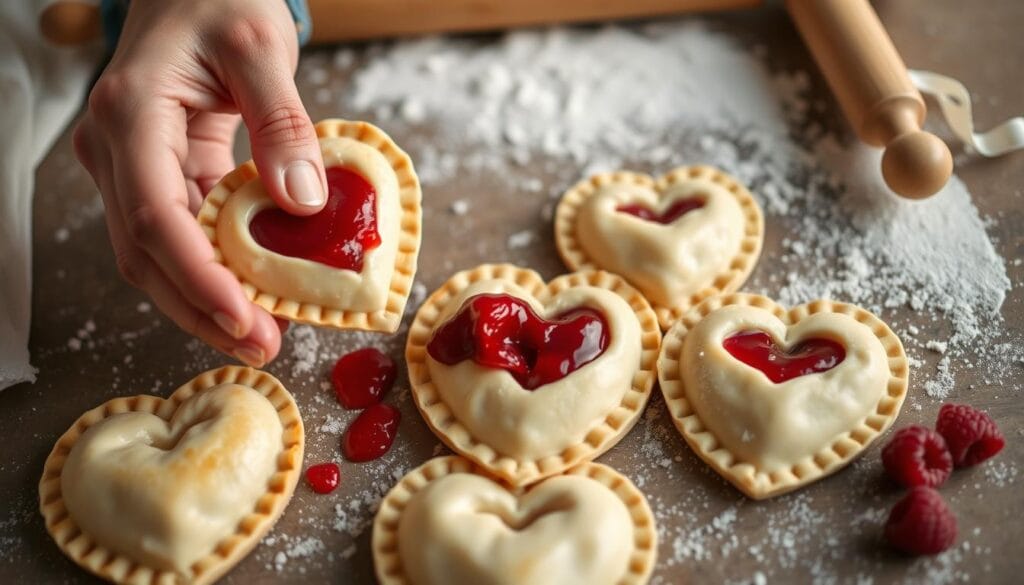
[2,1,1021,583]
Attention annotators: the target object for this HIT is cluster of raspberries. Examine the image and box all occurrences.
[880,403,1005,556]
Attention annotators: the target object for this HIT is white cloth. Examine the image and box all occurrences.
[0,1,101,390]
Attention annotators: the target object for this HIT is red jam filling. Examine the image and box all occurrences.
[722,330,846,384]
[249,166,380,272]
[305,462,340,494]
[332,348,397,410]
[617,198,704,224]
[342,404,401,462]
[426,293,609,390]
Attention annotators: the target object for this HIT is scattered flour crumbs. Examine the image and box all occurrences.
[336,21,1017,402]
[10,18,1019,585]
[276,21,1021,583]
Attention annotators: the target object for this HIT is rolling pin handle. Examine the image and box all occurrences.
[875,102,953,200]
[786,0,953,200]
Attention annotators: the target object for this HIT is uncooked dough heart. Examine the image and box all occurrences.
[401,474,632,585]
[658,294,908,499]
[198,119,423,332]
[372,457,658,585]
[407,265,661,486]
[40,367,304,585]
[555,166,764,330]
[249,166,380,271]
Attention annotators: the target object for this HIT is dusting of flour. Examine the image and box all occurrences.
[258,19,1017,583]
[9,16,1017,585]
[342,21,1014,401]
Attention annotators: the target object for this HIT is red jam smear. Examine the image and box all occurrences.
[342,404,401,462]
[617,198,704,224]
[426,293,609,390]
[332,348,397,410]
[722,330,845,383]
[305,462,341,494]
[249,166,380,272]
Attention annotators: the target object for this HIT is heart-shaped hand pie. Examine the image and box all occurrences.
[658,293,908,499]
[406,264,661,486]
[39,366,304,585]
[555,166,764,330]
[372,456,657,585]
[198,119,422,332]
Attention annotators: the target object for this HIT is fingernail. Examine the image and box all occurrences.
[233,345,266,368]
[284,161,325,207]
[212,311,242,339]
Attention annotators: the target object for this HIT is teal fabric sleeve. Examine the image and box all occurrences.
[284,0,313,46]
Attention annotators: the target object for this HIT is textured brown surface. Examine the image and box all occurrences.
[2,2,1022,584]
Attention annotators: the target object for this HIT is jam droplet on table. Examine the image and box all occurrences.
[617,198,704,224]
[305,462,341,494]
[722,330,846,383]
[249,166,381,271]
[332,348,397,410]
[426,293,609,390]
[342,404,401,462]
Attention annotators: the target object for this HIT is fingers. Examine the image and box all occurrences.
[77,117,282,365]
[183,112,241,212]
[105,101,260,339]
[69,4,304,365]
[216,18,326,215]
[76,88,283,363]
[111,165,282,364]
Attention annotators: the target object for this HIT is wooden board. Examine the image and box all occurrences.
[1,2,1021,583]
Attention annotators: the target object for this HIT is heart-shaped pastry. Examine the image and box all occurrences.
[198,119,422,333]
[555,166,764,330]
[406,264,661,486]
[39,366,304,584]
[658,293,908,499]
[372,456,657,585]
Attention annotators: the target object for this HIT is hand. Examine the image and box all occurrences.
[73,0,326,367]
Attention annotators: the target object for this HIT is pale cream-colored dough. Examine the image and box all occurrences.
[397,473,633,585]
[216,136,400,312]
[576,177,745,307]
[61,384,283,575]
[681,305,889,472]
[425,279,641,461]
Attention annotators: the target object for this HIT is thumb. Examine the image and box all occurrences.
[229,54,325,215]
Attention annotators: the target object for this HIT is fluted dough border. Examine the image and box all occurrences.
[406,264,661,487]
[38,366,305,585]
[197,119,422,332]
[657,293,909,499]
[554,166,764,331]
[372,456,657,585]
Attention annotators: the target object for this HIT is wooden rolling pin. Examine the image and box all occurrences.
[786,0,952,198]
[39,0,949,198]
[306,0,759,41]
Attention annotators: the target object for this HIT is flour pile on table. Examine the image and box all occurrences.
[322,20,1016,400]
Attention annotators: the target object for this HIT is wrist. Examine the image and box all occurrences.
[101,0,312,51]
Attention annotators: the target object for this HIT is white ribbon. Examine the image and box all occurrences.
[910,69,1024,157]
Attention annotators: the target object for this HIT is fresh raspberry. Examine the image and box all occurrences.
[881,426,953,488]
[935,403,1005,467]
[885,486,957,555]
